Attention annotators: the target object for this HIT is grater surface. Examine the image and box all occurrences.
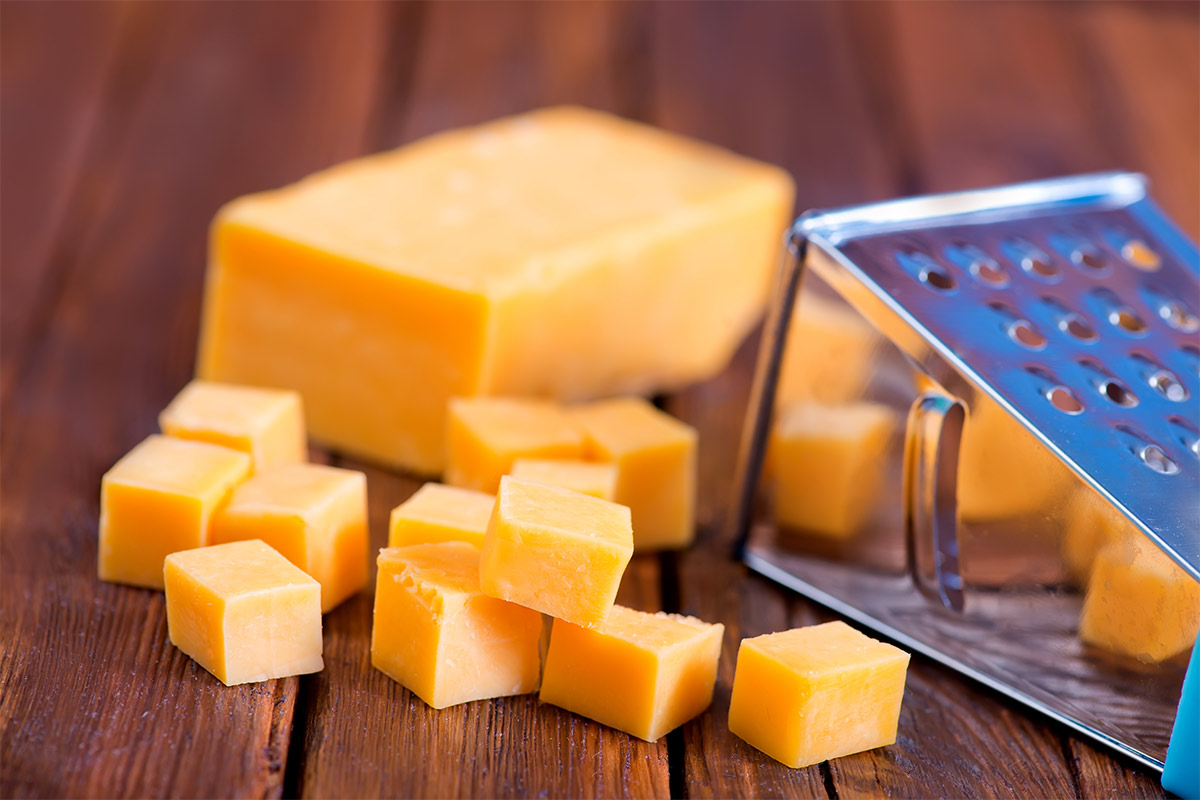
[797,172,1199,577]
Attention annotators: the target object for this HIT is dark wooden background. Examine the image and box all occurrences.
[2,2,1197,797]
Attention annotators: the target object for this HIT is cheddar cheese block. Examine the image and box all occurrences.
[509,458,618,501]
[480,476,633,627]
[446,397,584,493]
[211,463,368,612]
[777,292,880,406]
[540,605,723,742]
[388,483,495,548]
[159,380,305,473]
[164,540,323,686]
[198,107,794,473]
[99,435,251,589]
[1061,486,1137,586]
[728,621,910,768]
[572,398,697,550]
[371,542,543,708]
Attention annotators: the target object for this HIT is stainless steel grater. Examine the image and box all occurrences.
[732,172,1199,772]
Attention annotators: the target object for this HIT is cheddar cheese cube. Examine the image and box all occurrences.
[571,398,697,550]
[728,621,910,768]
[1079,537,1200,663]
[99,435,251,589]
[540,605,723,741]
[767,402,894,538]
[1061,487,1137,586]
[446,397,584,493]
[159,380,305,473]
[197,107,794,474]
[164,539,323,686]
[211,463,368,612]
[388,483,495,548]
[480,476,633,627]
[777,292,880,406]
[510,458,618,501]
[371,542,543,708]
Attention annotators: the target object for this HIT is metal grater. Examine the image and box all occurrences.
[732,172,1199,772]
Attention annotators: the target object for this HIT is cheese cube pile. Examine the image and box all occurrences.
[388,482,495,548]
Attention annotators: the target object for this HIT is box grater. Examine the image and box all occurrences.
[732,172,1199,774]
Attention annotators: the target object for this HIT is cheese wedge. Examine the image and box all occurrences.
[197,107,793,473]
[540,605,723,741]
[164,540,323,686]
[509,458,618,501]
[728,621,910,768]
[371,542,543,708]
[388,483,495,548]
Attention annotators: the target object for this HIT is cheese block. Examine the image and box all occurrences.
[767,402,894,538]
[371,542,543,708]
[99,435,251,589]
[480,476,633,627]
[197,107,794,474]
[509,458,618,501]
[1079,537,1200,663]
[540,605,723,741]
[159,380,305,473]
[728,621,910,768]
[164,540,323,685]
[777,292,880,406]
[211,463,368,612]
[1061,487,1137,586]
[446,397,584,493]
[388,483,495,548]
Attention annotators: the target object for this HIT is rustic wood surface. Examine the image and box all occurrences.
[2,2,1195,798]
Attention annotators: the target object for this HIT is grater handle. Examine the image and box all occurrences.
[903,392,966,612]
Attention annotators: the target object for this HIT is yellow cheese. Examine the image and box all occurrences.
[571,397,697,550]
[164,539,323,685]
[197,107,794,474]
[371,542,543,709]
[445,397,584,493]
[767,402,894,538]
[1061,487,1137,586]
[98,435,251,589]
[388,483,495,548]
[777,292,880,406]
[159,380,305,473]
[211,463,367,612]
[480,476,633,627]
[728,621,910,768]
[509,458,618,501]
[540,605,723,741]
[1079,537,1200,663]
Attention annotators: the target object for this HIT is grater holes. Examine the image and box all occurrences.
[1008,320,1047,350]
[1115,424,1181,475]
[1049,232,1108,275]
[896,251,958,293]
[1077,357,1139,407]
[1139,283,1200,333]
[1061,314,1098,342]
[1129,352,1190,402]
[1109,307,1148,335]
[1122,240,1162,271]
[944,243,1010,287]
[1001,238,1060,282]
[1047,386,1084,414]
[1167,416,1200,459]
[924,269,956,291]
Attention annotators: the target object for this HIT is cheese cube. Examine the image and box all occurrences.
[446,397,584,493]
[540,605,724,741]
[211,463,367,612]
[388,483,495,548]
[480,476,633,627]
[571,398,697,550]
[728,621,910,768]
[371,542,543,708]
[197,107,793,474]
[777,293,880,406]
[164,540,323,685]
[159,380,305,473]
[99,435,251,589]
[767,402,894,538]
[510,458,618,501]
[1061,488,1137,586]
[1079,537,1200,663]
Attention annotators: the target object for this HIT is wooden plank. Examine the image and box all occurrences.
[0,3,388,797]
[1065,737,1166,799]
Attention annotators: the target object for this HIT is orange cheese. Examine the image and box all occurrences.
[571,397,697,550]
[211,463,368,612]
[728,621,910,768]
[388,483,495,548]
[777,292,880,406]
[540,605,723,741]
[164,539,323,686]
[767,402,894,538]
[480,476,633,627]
[1061,487,1137,586]
[159,380,305,473]
[509,458,618,501]
[371,542,543,708]
[1079,537,1200,663]
[197,107,793,474]
[98,435,251,589]
[445,397,584,493]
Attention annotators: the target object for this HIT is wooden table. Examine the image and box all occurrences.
[3,2,1196,797]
